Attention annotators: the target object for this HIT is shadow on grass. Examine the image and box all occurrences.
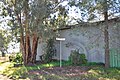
[1,61,120,80]
[25,60,71,71]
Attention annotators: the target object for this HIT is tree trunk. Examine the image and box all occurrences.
[31,32,39,63]
[20,35,26,64]
[104,16,110,68]
[24,0,32,64]
[19,0,39,65]
[104,0,110,68]
[16,8,27,65]
[1,52,5,57]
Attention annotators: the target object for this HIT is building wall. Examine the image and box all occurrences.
[36,42,45,60]
[57,26,105,63]
[36,22,120,63]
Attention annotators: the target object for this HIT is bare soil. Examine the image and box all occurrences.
[28,66,92,79]
[0,75,12,80]
[0,57,9,63]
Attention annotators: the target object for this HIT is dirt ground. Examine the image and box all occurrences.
[28,66,92,80]
[29,66,89,76]
[0,75,12,80]
[0,57,9,63]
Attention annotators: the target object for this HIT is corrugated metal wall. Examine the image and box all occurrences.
[110,49,120,67]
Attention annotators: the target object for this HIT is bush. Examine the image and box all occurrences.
[9,54,15,62]
[69,50,87,65]
[43,38,56,63]
[9,52,23,64]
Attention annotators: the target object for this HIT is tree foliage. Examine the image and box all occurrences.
[43,38,56,63]
[68,0,120,22]
[0,29,11,56]
[0,0,68,64]
[0,2,12,56]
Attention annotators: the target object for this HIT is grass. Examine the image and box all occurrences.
[87,67,120,80]
[25,60,71,70]
[38,67,120,80]
[0,61,120,80]
[0,60,70,79]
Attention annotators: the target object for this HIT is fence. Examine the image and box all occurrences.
[110,49,120,67]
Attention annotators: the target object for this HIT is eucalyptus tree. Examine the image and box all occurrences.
[0,29,11,56]
[0,2,12,56]
[68,0,120,68]
[1,0,68,65]
[29,0,68,63]
[0,0,27,63]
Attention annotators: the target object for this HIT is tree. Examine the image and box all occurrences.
[103,0,109,68]
[0,2,12,56]
[43,38,56,63]
[0,29,11,56]
[68,0,120,68]
[1,0,68,65]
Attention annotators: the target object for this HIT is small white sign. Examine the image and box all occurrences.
[56,38,65,41]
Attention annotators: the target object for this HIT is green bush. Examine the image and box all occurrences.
[9,52,23,64]
[43,38,56,63]
[69,50,87,65]
[9,54,15,62]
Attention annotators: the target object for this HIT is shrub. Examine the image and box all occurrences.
[9,54,15,62]
[14,53,23,64]
[79,54,87,64]
[43,38,56,63]
[69,50,87,65]
[9,52,23,64]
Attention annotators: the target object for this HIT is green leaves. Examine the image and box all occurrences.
[43,38,56,63]
[68,0,120,22]
[0,29,11,53]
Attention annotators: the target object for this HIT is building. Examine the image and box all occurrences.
[36,18,120,63]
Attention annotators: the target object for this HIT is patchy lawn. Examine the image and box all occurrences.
[28,66,90,80]
[27,66,120,80]
[0,61,120,80]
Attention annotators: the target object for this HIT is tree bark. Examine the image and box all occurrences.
[104,0,110,68]
[24,0,31,64]
[1,52,5,57]
[16,8,27,65]
[31,32,39,63]
[20,35,26,64]
[25,33,31,64]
